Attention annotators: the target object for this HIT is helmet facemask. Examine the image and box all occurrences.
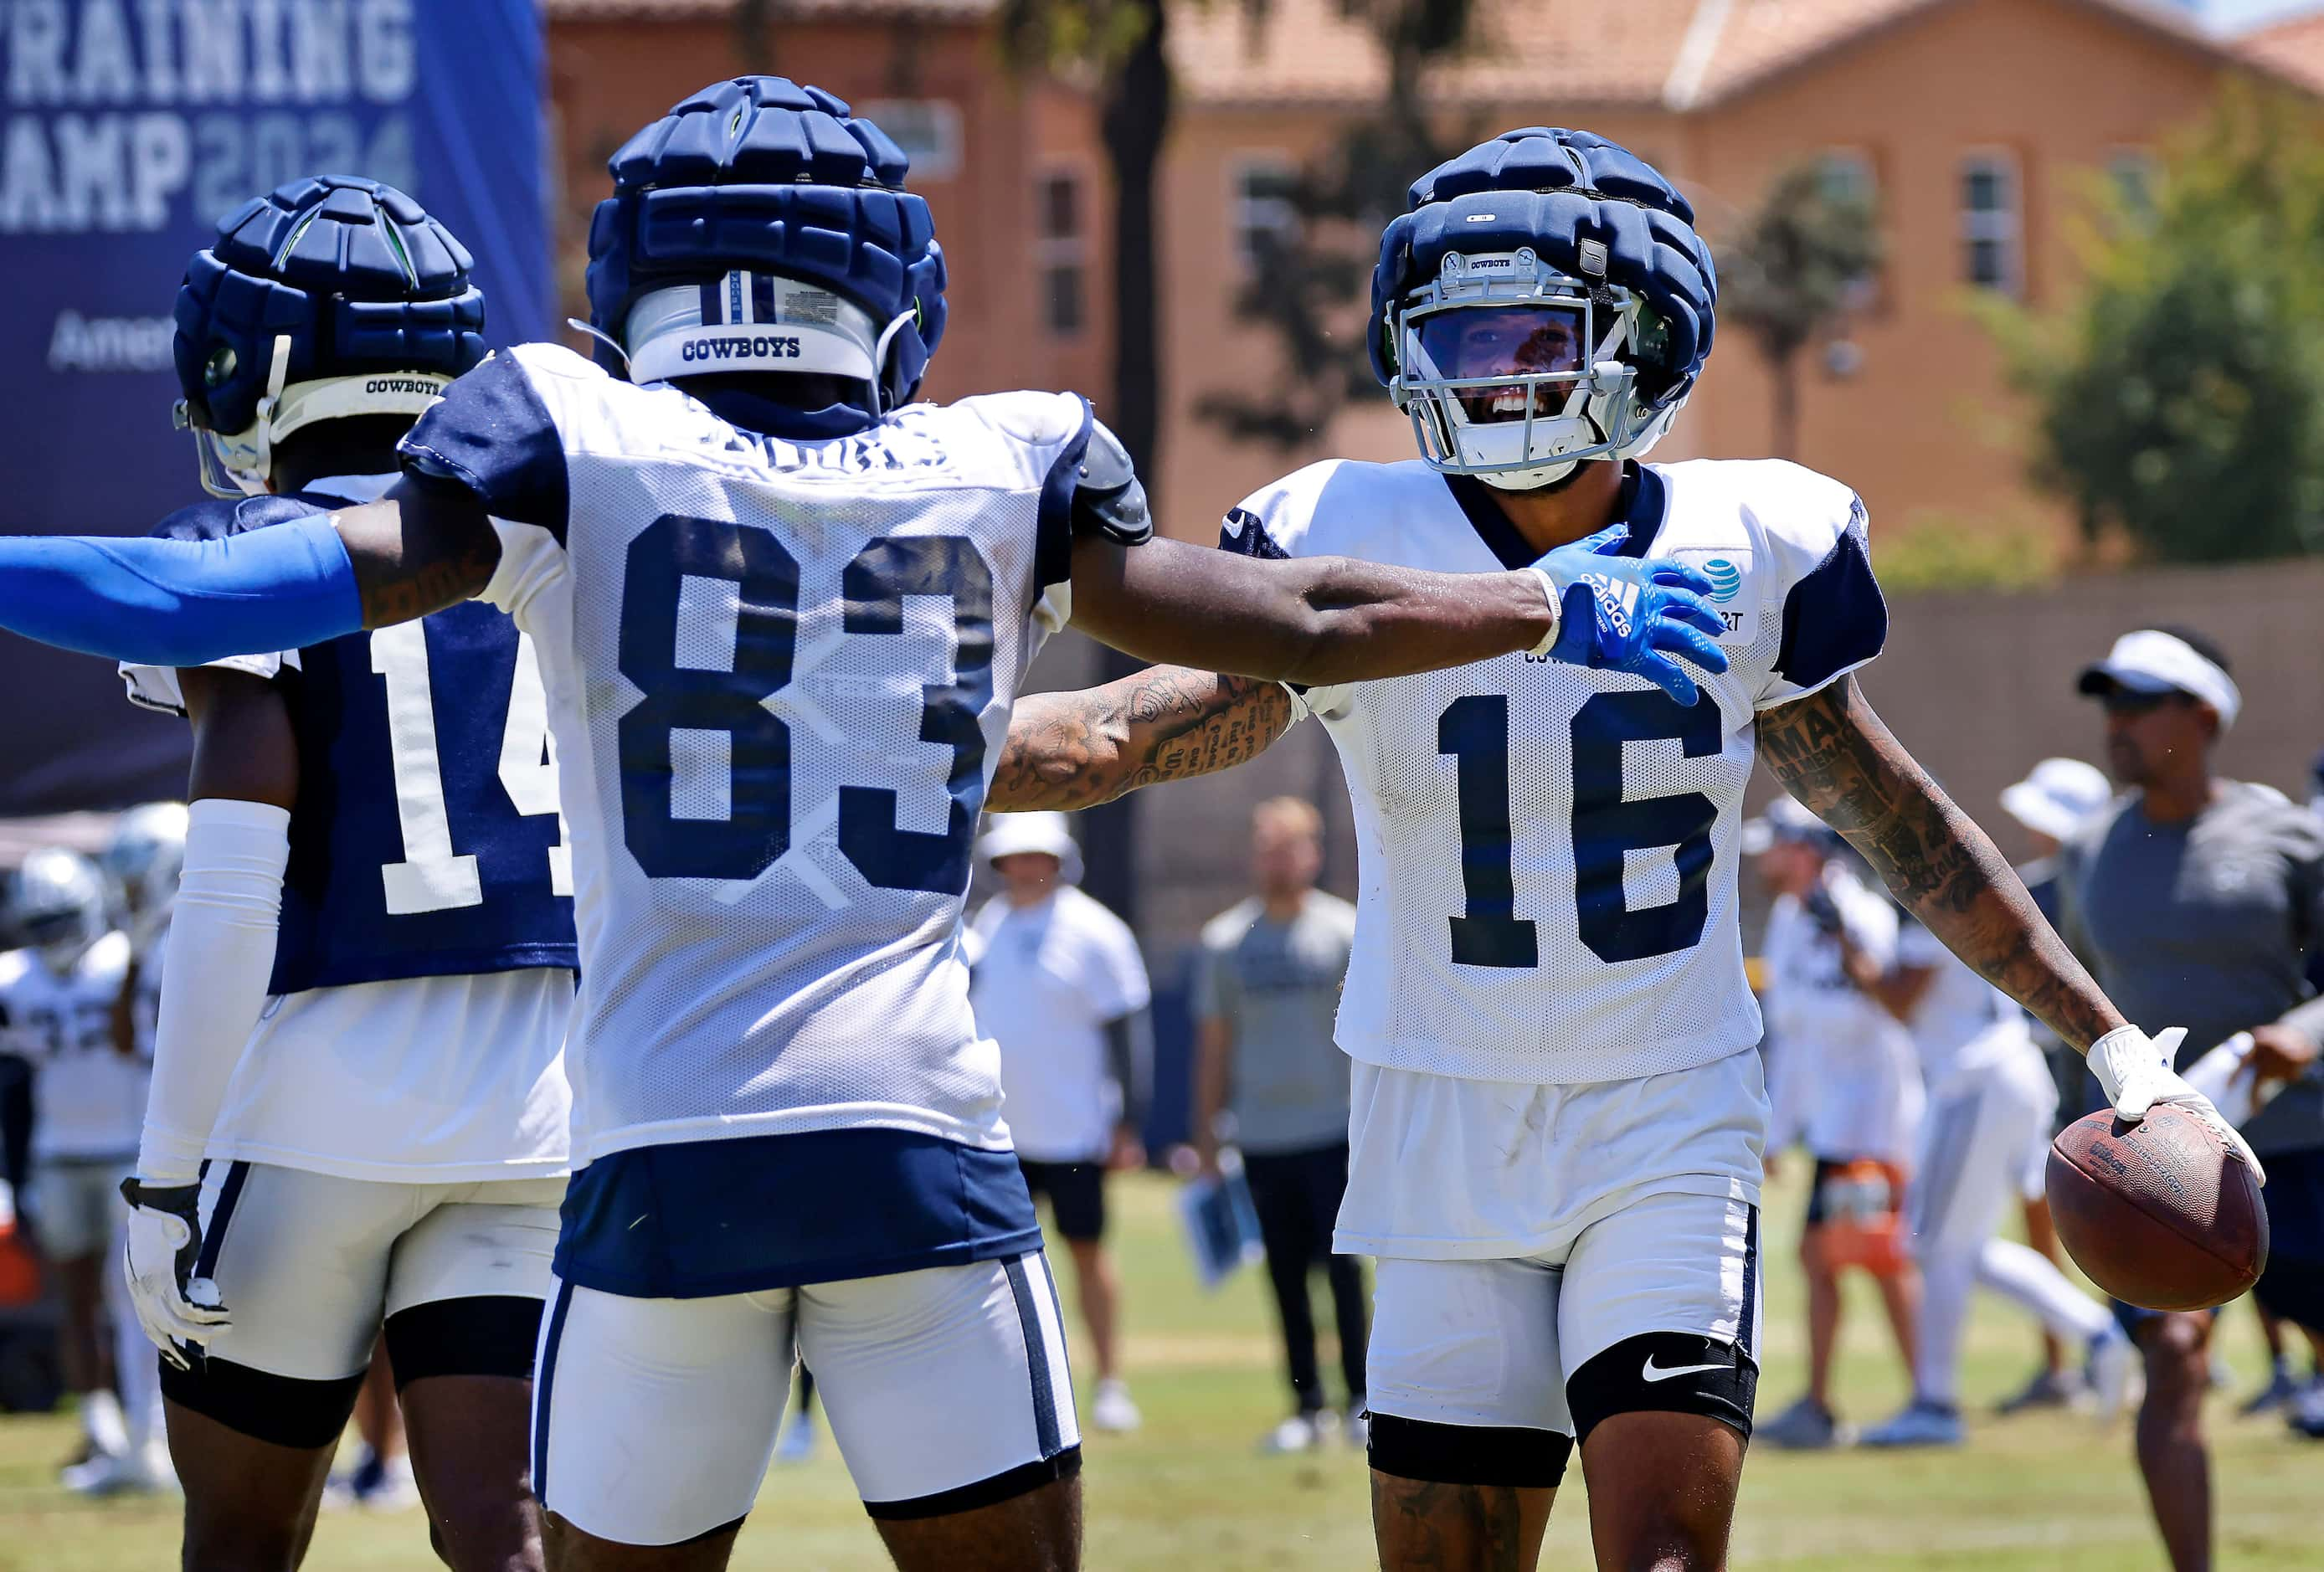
[1390,244,1683,491]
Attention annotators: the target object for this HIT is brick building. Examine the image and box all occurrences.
[548,0,2320,557]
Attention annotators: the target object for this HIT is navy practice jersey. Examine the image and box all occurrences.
[122,481,578,994]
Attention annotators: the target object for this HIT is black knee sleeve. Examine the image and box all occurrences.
[1565,1332,1757,1446]
[384,1295,544,1389]
[1365,1411,1572,1490]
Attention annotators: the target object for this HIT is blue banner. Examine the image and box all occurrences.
[0,0,550,814]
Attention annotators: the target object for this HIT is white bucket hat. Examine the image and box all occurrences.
[975,812,1083,884]
[1999,758,2113,842]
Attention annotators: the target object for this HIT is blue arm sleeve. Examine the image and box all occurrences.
[0,515,362,667]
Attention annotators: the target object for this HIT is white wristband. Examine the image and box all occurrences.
[1524,566,1563,658]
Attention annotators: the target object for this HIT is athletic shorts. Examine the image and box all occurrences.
[1365,1189,1761,1483]
[1017,1158,1106,1242]
[532,1251,1080,1547]
[28,1154,132,1260]
[160,1163,563,1450]
[2255,1146,2324,1336]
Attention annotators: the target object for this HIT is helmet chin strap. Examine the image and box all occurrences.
[869,309,917,413]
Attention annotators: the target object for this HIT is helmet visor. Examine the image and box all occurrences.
[1415,305,1588,424]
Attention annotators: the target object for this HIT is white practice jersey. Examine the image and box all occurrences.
[1896,919,2041,1098]
[1761,867,1924,1164]
[1222,457,1887,1085]
[968,887,1152,1164]
[0,933,145,1160]
[404,346,1101,1163]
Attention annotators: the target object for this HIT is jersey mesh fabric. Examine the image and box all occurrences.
[472,347,1086,1162]
[1232,456,1880,1085]
[0,935,146,1158]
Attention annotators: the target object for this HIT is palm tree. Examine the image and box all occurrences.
[1720,162,1883,460]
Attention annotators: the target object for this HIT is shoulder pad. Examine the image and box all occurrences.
[1073,419,1151,546]
[148,494,327,545]
[954,388,1089,450]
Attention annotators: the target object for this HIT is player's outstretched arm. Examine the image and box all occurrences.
[0,476,497,667]
[1756,675,2125,1053]
[330,475,503,628]
[991,667,1296,812]
[1067,533,1560,688]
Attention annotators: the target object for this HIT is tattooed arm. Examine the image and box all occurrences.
[1756,676,2125,1053]
[329,475,506,627]
[990,665,1297,812]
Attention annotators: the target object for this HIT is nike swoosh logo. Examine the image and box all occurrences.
[1641,1357,1729,1383]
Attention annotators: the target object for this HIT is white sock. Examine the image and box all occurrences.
[80,1388,127,1456]
[1975,1236,2115,1344]
[1914,1246,1977,1406]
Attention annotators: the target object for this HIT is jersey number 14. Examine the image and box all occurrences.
[1440,690,1723,968]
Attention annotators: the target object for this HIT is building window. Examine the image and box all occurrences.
[1036,169,1087,338]
[1960,152,2021,295]
[859,100,962,183]
[2108,148,2158,225]
[1818,149,1874,209]
[1232,156,1299,271]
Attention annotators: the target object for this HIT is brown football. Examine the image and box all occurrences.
[2047,1104,2268,1313]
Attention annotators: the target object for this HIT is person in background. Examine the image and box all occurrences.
[0,850,147,1487]
[969,814,1154,1435]
[1751,800,1924,1450]
[1191,797,1365,1454]
[2060,627,2324,1572]
[67,805,190,1496]
[1992,758,2116,1415]
[1853,906,2131,1448]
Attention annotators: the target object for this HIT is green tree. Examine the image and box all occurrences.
[1989,90,2324,563]
[1198,0,1482,448]
[1719,162,1882,461]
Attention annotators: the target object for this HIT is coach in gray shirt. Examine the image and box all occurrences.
[2059,625,2324,1571]
[1193,797,1365,1453]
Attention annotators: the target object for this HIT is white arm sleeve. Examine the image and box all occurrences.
[135,799,290,1183]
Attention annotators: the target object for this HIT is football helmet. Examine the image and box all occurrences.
[172,176,487,499]
[103,802,190,935]
[1371,128,1716,491]
[8,849,110,974]
[585,76,947,429]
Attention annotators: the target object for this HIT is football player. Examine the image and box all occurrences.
[0,83,1721,1571]
[114,178,575,1570]
[0,850,143,1483]
[61,801,192,1495]
[984,127,2251,1570]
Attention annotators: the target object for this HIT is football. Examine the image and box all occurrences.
[2046,1105,2269,1313]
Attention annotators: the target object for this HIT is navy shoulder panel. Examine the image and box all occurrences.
[1774,528,1888,696]
[398,353,569,541]
[148,494,327,544]
[1219,507,1292,560]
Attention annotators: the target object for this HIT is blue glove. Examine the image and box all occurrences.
[1538,527,1730,705]
[0,518,362,667]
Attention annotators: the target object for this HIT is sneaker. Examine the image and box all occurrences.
[2241,1361,2300,1417]
[2088,1332,2135,1424]
[1993,1364,2083,1416]
[62,1441,175,1496]
[1860,1400,1964,1449]
[2288,1380,2324,1439]
[1089,1378,1142,1434]
[1344,1409,1369,1450]
[1259,1413,1321,1454]
[333,1448,420,1512]
[774,1410,818,1465]
[1760,1395,1846,1451]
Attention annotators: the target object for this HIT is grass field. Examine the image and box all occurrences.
[0,1164,2316,1570]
